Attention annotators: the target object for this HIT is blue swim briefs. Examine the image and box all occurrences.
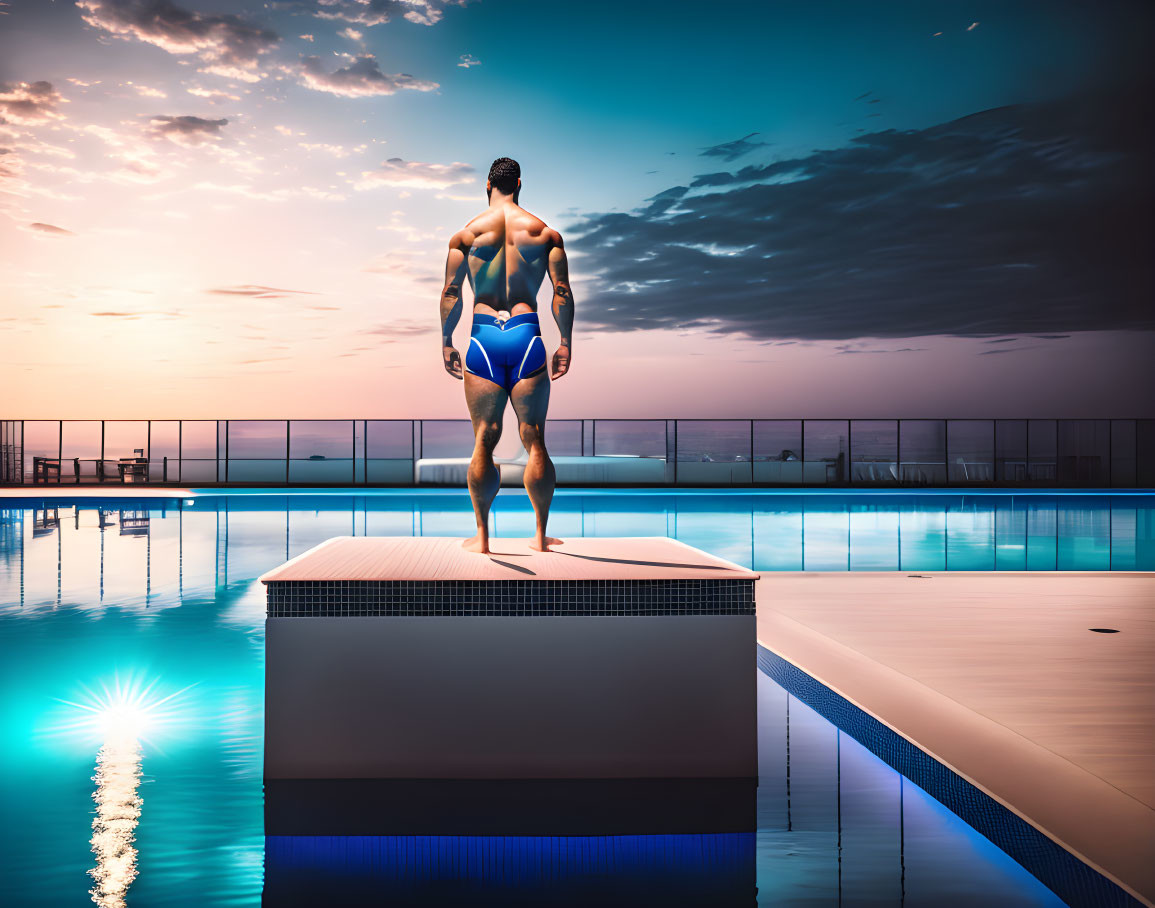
[464,311,548,392]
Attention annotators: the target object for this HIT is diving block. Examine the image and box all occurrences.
[259,536,757,781]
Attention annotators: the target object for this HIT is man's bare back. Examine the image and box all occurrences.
[438,158,574,554]
[460,204,556,319]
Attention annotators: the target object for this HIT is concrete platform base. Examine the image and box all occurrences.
[260,536,757,782]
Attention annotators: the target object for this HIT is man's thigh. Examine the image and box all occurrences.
[464,372,509,441]
[509,369,550,433]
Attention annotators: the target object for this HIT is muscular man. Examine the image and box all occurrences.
[439,157,575,553]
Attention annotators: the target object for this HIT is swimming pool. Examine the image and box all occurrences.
[3,489,1147,905]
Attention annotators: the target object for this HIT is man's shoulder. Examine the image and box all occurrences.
[514,206,556,235]
[453,208,561,244]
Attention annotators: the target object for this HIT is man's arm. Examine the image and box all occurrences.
[439,231,470,379]
[547,230,574,379]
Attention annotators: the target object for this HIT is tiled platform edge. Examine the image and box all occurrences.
[757,645,1143,908]
[266,578,755,617]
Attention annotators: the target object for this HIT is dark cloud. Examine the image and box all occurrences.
[77,0,279,80]
[699,132,770,163]
[271,0,470,27]
[296,54,437,97]
[978,346,1036,355]
[147,115,228,146]
[0,80,65,124]
[565,86,1154,340]
[208,284,319,298]
[27,222,74,236]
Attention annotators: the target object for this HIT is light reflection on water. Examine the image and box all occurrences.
[1,490,1137,905]
[89,736,142,908]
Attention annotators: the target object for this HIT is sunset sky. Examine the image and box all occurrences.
[2,0,1152,419]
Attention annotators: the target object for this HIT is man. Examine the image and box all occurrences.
[439,157,574,554]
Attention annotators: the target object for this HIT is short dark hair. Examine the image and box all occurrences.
[488,157,520,195]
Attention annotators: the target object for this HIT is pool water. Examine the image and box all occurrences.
[3,489,1144,905]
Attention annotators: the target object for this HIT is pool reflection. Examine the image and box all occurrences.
[0,491,1139,905]
[1,492,1152,610]
[258,672,1062,907]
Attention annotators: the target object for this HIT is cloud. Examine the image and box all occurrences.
[147,115,228,146]
[295,54,438,97]
[76,122,167,181]
[275,0,472,28]
[338,27,364,41]
[208,284,320,298]
[25,222,75,236]
[87,309,183,319]
[355,156,474,190]
[77,0,279,82]
[365,320,436,337]
[564,86,1155,340]
[186,85,241,101]
[699,132,769,162]
[457,54,481,68]
[132,83,168,98]
[362,246,440,283]
[0,80,67,124]
[299,141,365,157]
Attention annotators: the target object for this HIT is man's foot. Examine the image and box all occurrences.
[461,534,490,554]
[528,536,564,552]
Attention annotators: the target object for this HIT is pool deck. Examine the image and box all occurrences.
[756,571,1155,907]
[0,486,195,498]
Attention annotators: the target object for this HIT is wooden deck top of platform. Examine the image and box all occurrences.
[756,571,1155,906]
[259,536,759,584]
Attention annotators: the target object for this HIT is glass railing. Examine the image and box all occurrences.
[2,418,1152,488]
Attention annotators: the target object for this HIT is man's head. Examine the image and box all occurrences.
[487,157,520,202]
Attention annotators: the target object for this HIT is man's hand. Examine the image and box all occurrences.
[550,344,571,380]
[443,345,463,379]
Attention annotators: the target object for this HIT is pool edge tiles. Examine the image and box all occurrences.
[757,646,1144,908]
[261,536,758,782]
[261,536,757,616]
[755,571,1155,908]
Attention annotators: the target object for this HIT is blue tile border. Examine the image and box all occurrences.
[266,578,754,617]
[757,645,1143,908]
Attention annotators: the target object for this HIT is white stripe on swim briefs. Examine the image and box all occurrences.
[468,336,495,379]
[515,334,543,382]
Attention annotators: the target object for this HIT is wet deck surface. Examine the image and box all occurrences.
[756,571,1155,906]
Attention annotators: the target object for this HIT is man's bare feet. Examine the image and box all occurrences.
[461,534,490,554]
[528,536,564,552]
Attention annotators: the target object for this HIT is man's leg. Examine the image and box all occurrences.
[462,371,508,553]
[510,369,560,551]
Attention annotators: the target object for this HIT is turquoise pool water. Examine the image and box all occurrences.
[3,489,1145,905]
